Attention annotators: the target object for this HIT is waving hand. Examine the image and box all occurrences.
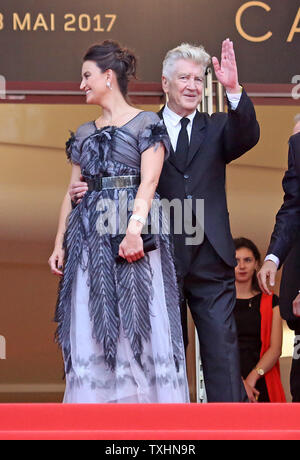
[212,39,240,93]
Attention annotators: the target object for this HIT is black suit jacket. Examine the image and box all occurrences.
[157,89,260,268]
[279,237,300,330]
[267,133,300,266]
[266,133,300,329]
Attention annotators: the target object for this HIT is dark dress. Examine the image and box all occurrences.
[233,293,279,402]
[55,111,189,403]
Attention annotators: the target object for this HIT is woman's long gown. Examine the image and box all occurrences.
[55,111,190,403]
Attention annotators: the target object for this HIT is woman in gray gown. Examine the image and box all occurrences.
[48,40,189,403]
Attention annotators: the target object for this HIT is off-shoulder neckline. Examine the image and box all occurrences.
[93,110,153,131]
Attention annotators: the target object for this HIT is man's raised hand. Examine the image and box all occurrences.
[212,39,240,93]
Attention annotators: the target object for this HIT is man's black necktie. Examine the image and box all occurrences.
[175,117,190,170]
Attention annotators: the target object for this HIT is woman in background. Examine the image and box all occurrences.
[234,237,286,402]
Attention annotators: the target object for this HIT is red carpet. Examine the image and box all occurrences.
[0,403,299,439]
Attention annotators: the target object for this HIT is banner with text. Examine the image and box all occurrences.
[0,0,299,85]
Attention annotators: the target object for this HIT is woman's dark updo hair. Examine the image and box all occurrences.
[234,237,261,292]
[83,40,137,97]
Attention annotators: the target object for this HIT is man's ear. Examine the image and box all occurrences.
[161,75,169,95]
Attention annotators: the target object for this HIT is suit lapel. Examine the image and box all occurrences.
[158,106,183,172]
[157,107,164,120]
[168,141,182,172]
[186,111,206,167]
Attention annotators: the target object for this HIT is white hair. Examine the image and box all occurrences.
[162,43,211,79]
[294,113,300,124]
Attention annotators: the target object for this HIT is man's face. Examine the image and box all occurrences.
[162,59,205,117]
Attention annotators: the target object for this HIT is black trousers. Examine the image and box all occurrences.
[291,330,300,402]
[174,235,246,402]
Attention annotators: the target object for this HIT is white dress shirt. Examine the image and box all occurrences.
[162,91,242,151]
[264,254,280,268]
[162,105,196,151]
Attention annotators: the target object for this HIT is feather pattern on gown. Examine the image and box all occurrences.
[55,112,185,374]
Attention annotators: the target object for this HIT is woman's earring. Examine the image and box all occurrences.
[106,81,112,90]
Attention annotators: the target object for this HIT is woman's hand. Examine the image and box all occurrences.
[48,246,65,276]
[243,378,260,403]
[118,217,145,263]
[119,218,145,264]
[119,232,145,263]
[244,370,260,402]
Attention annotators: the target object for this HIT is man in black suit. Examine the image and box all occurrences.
[156,39,259,402]
[279,239,300,402]
[258,116,300,401]
[69,39,260,401]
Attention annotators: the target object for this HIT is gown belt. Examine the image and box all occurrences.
[85,175,140,192]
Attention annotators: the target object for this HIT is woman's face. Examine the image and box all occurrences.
[235,247,258,284]
[80,60,108,104]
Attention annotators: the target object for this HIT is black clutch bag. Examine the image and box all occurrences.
[111,228,159,262]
